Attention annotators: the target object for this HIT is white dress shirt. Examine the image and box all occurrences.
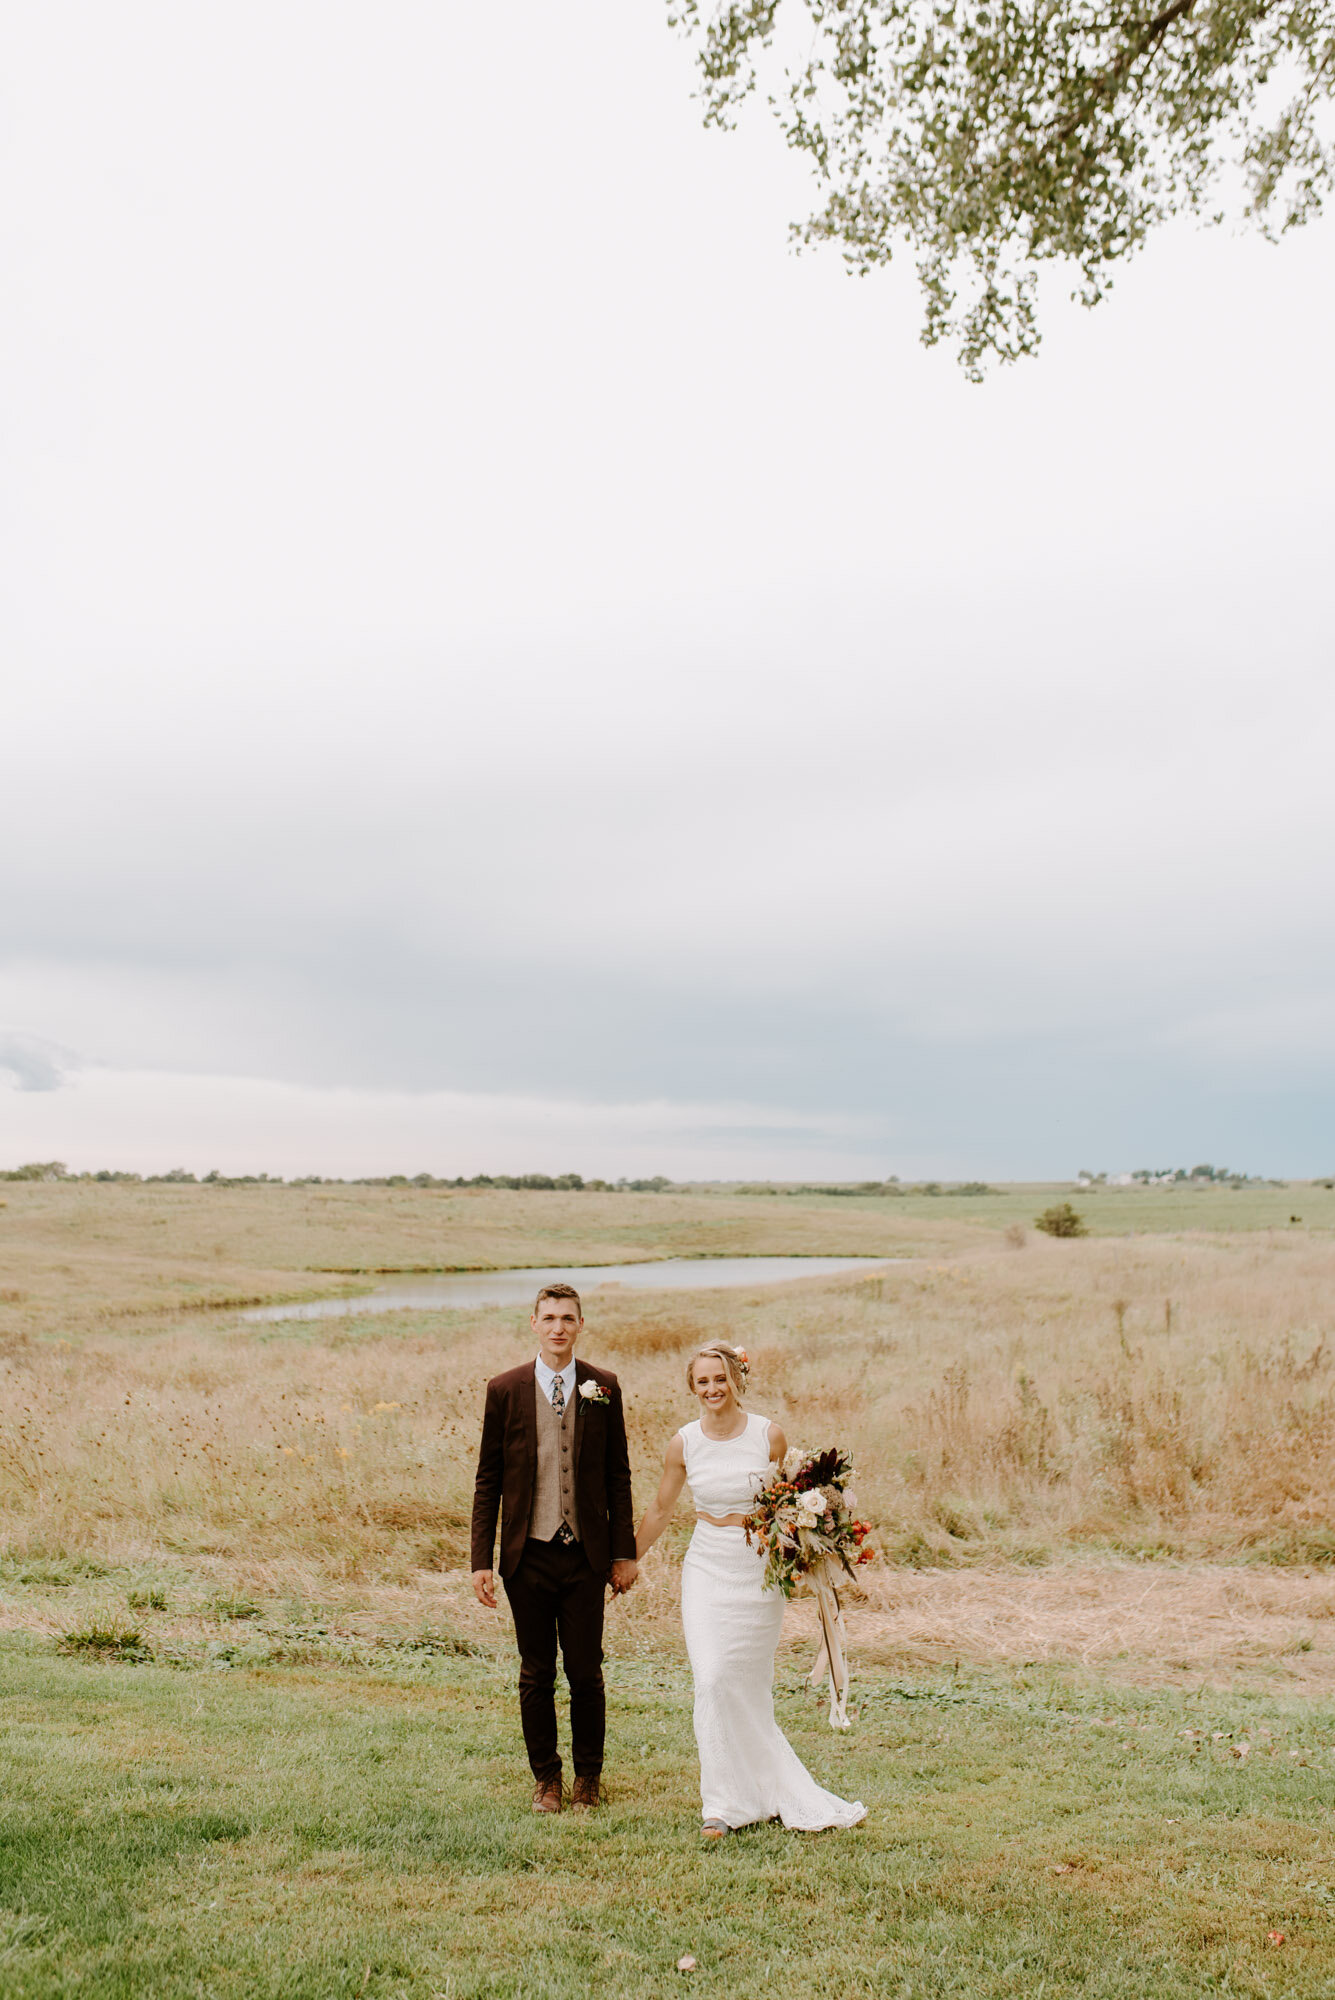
[534,1355,576,1409]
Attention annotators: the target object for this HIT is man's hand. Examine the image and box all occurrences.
[472,1568,497,1609]
[608,1558,639,1596]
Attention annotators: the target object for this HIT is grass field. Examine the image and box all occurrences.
[3,1644,1335,1998]
[3,1176,1332,1340]
[4,1186,1335,1995]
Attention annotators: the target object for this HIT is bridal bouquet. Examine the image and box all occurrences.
[743,1444,875,1599]
[743,1444,875,1730]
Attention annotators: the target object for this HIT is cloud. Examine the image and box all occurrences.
[1,6,1332,1177]
[2,1052,1330,1181]
[0,1066,885,1182]
[0,1031,79,1093]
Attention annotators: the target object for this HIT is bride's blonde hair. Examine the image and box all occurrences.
[686,1341,750,1400]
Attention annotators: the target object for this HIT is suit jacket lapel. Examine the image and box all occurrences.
[519,1368,538,1483]
[572,1360,588,1477]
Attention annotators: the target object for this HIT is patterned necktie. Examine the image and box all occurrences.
[550,1374,565,1418]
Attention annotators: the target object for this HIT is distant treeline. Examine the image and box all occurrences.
[0,1163,991,1196]
[0,1162,675,1192]
[11,1161,1317,1194]
[738,1180,997,1198]
[1076,1164,1294,1189]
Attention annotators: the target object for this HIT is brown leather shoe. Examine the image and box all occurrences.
[532,1778,563,1814]
[569,1775,602,1810]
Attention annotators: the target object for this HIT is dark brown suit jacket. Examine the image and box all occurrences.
[470,1358,636,1580]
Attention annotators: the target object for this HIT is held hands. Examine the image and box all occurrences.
[474,1562,637,1604]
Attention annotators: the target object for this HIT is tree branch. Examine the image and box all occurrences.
[1045,0,1201,143]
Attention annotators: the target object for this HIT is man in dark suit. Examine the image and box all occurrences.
[471,1283,638,1812]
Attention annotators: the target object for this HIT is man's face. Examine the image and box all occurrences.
[533,1296,582,1371]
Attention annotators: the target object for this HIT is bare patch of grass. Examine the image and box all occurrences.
[844,1561,1335,1690]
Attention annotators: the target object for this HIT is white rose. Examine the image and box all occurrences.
[797,1489,824,1517]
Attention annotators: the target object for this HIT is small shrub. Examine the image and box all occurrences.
[1034,1201,1087,1239]
[57,1623,152,1663]
[127,1587,168,1611]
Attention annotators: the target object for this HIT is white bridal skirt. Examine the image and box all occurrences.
[681,1521,866,1832]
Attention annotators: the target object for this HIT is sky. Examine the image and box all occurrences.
[3,1,1333,1182]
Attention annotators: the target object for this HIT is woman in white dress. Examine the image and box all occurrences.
[635,1341,866,1840]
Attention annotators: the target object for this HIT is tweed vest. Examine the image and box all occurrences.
[529,1378,581,1542]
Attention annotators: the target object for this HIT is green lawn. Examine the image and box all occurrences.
[3,1640,1334,1997]
[747,1180,1335,1239]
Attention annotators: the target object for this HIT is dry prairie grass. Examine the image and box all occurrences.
[0,1180,975,1338]
[7,1176,1327,1341]
[841,1233,1335,1564]
[845,1562,1335,1691]
[5,1205,1335,1684]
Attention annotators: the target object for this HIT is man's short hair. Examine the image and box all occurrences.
[533,1282,583,1318]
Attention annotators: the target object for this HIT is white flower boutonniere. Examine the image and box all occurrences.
[578,1380,610,1406]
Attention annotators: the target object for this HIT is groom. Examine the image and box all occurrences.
[471,1284,638,1812]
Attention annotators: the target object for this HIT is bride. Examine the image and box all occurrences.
[635,1341,866,1839]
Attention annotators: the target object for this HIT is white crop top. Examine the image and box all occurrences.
[679,1410,774,1515]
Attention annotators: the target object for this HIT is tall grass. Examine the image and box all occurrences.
[850,1235,1335,1562]
[4,1233,1335,1622]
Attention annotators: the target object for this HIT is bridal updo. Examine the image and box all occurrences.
[686,1341,750,1400]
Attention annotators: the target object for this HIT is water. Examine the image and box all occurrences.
[243,1255,895,1323]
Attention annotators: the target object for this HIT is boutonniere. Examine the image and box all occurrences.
[578,1380,610,1406]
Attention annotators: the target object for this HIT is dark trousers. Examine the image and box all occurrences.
[503,1536,606,1783]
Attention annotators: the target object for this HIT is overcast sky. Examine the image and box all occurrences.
[3,1,1333,1181]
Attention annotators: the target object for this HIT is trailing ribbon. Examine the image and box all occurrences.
[806,1558,851,1730]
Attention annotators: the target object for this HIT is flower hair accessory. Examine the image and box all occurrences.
[734,1347,750,1378]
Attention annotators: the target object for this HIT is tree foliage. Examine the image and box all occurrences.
[1034,1199,1089,1236]
[671,0,1335,372]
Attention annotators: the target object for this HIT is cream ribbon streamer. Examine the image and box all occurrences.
[806,1558,851,1730]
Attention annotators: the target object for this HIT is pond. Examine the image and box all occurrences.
[243,1255,896,1322]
